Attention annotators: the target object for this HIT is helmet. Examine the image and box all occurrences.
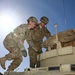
[40,16,49,24]
[27,16,38,24]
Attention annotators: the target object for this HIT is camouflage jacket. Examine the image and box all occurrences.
[31,23,51,43]
[4,24,33,51]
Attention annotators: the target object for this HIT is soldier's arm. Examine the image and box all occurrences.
[44,27,51,38]
[13,24,26,50]
[18,39,26,51]
[12,24,27,57]
[17,39,27,57]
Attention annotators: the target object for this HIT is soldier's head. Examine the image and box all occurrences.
[40,16,49,27]
[27,16,38,29]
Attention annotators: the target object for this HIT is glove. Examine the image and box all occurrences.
[21,50,27,57]
[36,50,42,54]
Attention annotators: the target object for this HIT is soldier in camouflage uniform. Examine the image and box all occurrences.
[28,16,51,68]
[0,16,38,71]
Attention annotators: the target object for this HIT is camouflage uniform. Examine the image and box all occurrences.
[0,16,38,71]
[3,24,31,71]
[28,23,51,68]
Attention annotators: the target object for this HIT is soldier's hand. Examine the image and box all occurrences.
[21,50,27,57]
[37,50,42,54]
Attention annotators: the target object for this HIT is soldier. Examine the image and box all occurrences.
[28,16,51,68]
[0,16,38,71]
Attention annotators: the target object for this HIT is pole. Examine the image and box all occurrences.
[54,23,62,49]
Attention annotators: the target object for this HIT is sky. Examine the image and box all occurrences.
[0,0,75,74]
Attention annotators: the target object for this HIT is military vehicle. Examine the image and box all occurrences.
[4,24,75,75]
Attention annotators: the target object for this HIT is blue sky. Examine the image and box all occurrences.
[0,0,75,74]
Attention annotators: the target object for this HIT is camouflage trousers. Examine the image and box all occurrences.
[28,41,42,68]
[3,37,23,71]
[28,47,38,68]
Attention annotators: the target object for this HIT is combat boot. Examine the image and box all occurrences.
[0,57,6,69]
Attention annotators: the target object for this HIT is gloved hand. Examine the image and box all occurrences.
[21,50,27,57]
[36,50,42,54]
